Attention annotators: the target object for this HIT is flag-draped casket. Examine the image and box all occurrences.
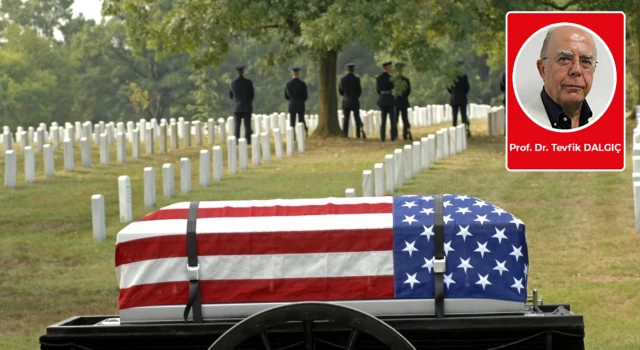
[115,194,529,323]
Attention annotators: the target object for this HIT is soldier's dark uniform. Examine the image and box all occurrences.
[229,65,255,144]
[339,63,364,138]
[394,63,412,140]
[447,61,471,137]
[376,61,397,142]
[285,67,309,135]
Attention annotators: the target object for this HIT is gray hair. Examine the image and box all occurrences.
[539,26,597,60]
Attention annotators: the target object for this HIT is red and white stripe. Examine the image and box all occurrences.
[116,197,396,311]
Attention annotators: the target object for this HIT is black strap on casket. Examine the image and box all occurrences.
[434,194,445,318]
[183,201,203,323]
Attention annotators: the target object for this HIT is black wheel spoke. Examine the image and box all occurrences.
[260,332,273,350]
[208,302,416,350]
[315,337,347,349]
[304,320,314,350]
[346,329,360,350]
[275,340,304,350]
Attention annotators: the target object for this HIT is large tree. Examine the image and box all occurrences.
[102,0,454,137]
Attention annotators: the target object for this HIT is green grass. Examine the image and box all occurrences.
[1,119,639,350]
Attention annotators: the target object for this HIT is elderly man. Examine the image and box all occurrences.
[524,25,597,130]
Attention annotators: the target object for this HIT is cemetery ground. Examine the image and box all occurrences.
[1,119,639,350]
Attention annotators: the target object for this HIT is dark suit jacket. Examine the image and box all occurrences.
[339,73,362,110]
[447,74,470,106]
[376,72,395,107]
[229,76,254,113]
[285,78,308,112]
[395,75,411,109]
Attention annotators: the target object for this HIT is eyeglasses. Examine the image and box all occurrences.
[542,54,597,71]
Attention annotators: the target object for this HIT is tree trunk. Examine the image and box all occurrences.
[312,49,342,137]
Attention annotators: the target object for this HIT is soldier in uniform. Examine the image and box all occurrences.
[376,61,397,142]
[394,63,412,140]
[447,60,471,137]
[229,65,255,144]
[339,62,365,139]
[285,67,309,136]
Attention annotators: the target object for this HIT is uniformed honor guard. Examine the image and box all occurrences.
[229,65,255,144]
[394,63,412,140]
[447,60,471,137]
[376,61,397,142]
[339,63,365,139]
[285,66,309,136]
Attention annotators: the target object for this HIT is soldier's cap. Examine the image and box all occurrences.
[235,65,246,71]
[395,63,405,68]
[291,66,302,72]
[345,63,356,68]
[382,61,392,67]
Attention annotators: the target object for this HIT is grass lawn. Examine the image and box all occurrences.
[1,118,639,350]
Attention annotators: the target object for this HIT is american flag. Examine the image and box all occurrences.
[115,195,528,315]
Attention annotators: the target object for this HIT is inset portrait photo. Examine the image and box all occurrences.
[512,22,616,133]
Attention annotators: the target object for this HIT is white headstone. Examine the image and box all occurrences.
[384,155,394,194]
[159,124,167,153]
[24,146,35,183]
[362,170,373,197]
[145,127,154,155]
[2,131,12,151]
[180,157,191,194]
[163,163,175,198]
[261,132,271,163]
[118,175,133,223]
[420,137,429,169]
[183,121,191,147]
[91,194,106,242]
[219,118,227,141]
[100,134,109,165]
[67,126,75,149]
[374,163,385,197]
[403,145,413,181]
[64,138,74,172]
[132,129,140,159]
[228,136,238,174]
[126,121,134,141]
[635,181,640,233]
[44,144,54,177]
[449,127,457,156]
[36,128,45,153]
[194,121,203,146]
[4,150,16,188]
[238,138,248,170]
[92,125,99,146]
[274,129,284,160]
[200,150,210,187]
[394,149,404,187]
[412,141,421,174]
[286,127,294,156]
[208,118,216,145]
[436,130,444,160]
[634,156,640,174]
[213,146,223,181]
[345,188,356,197]
[427,135,436,166]
[117,132,126,163]
[296,123,305,153]
[170,123,179,149]
[144,167,156,209]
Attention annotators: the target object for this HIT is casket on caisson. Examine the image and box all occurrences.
[115,194,528,323]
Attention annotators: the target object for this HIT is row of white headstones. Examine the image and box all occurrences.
[632,106,640,233]
[348,124,468,197]
[89,122,308,241]
[1,115,309,187]
[1,103,493,186]
[339,103,491,138]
